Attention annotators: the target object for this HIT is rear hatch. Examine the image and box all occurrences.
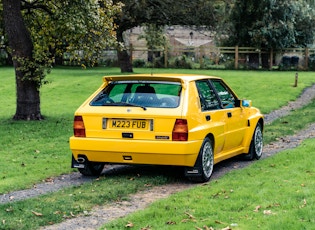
[75,77,185,141]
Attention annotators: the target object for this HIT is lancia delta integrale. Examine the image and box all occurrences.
[70,74,263,182]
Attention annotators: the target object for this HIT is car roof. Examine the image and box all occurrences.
[103,74,221,84]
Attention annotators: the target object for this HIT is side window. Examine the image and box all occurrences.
[196,80,220,111]
[211,80,236,108]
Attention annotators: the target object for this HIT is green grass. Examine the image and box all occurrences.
[1,174,173,229]
[0,66,315,229]
[102,139,315,229]
[264,99,315,144]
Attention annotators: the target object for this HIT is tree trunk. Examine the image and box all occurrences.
[116,29,133,73]
[3,0,43,120]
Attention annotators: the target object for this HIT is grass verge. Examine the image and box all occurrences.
[0,66,315,229]
[102,138,315,230]
[2,67,314,193]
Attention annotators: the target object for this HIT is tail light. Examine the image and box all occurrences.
[172,119,188,141]
[73,116,86,137]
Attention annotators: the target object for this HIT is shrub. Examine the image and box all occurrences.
[169,55,193,69]
[133,59,146,68]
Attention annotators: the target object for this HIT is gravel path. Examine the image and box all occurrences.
[1,84,315,230]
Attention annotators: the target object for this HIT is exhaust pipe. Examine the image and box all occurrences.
[77,157,86,164]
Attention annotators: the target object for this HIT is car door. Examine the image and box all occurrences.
[195,80,227,154]
[211,79,247,150]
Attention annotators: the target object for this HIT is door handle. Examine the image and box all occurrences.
[227,112,232,118]
[205,115,211,121]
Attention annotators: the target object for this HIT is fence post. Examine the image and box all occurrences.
[305,47,309,70]
[294,72,298,87]
[235,46,239,69]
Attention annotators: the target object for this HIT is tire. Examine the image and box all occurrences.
[243,123,263,160]
[188,137,214,182]
[78,161,105,176]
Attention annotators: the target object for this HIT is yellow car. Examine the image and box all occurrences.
[70,74,263,182]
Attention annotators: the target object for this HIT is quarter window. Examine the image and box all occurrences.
[211,80,236,108]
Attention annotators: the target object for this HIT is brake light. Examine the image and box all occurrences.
[172,119,188,141]
[73,116,86,137]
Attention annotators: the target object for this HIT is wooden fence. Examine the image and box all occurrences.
[2,44,315,70]
[130,45,315,70]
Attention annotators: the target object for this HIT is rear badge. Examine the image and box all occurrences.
[155,136,170,140]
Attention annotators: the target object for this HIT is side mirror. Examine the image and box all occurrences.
[242,99,252,107]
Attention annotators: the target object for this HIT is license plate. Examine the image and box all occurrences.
[109,119,148,130]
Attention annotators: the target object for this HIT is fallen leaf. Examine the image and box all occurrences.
[125,221,134,228]
[45,178,54,183]
[5,207,13,212]
[253,205,261,212]
[140,226,151,230]
[215,220,225,224]
[185,212,195,219]
[32,210,43,216]
[300,199,307,208]
[203,226,214,230]
[263,210,273,215]
[222,227,232,230]
[166,221,176,225]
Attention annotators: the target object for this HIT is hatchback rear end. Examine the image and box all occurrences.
[70,74,203,176]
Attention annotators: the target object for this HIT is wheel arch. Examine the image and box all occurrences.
[205,133,215,148]
[244,117,264,149]
[257,117,264,132]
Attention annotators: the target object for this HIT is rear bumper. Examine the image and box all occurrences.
[70,137,202,167]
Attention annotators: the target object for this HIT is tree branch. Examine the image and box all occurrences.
[21,0,54,16]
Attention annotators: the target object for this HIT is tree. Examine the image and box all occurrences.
[138,24,167,65]
[113,0,171,72]
[1,0,120,120]
[113,0,219,72]
[225,0,315,68]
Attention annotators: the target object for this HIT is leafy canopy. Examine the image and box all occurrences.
[225,0,315,48]
[1,0,122,69]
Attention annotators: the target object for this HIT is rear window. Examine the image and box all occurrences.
[90,81,182,108]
